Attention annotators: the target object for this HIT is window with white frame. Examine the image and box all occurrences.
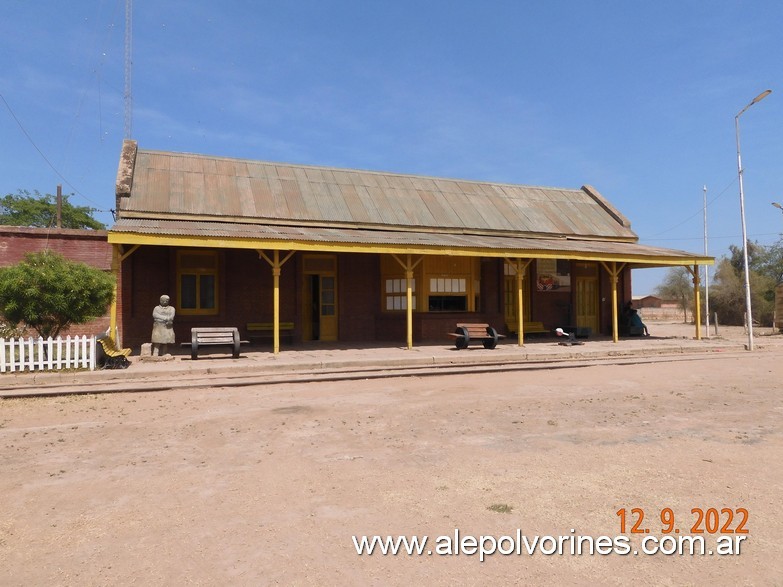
[385,278,416,311]
[428,277,468,311]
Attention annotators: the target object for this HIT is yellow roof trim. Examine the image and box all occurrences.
[108,231,713,266]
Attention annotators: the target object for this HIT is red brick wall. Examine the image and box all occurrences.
[337,253,379,341]
[120,247,300,349]
[0,227,112,337]
[480,258,504,316]
[0,227,111,268]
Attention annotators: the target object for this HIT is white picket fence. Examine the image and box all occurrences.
[0,335,96,373]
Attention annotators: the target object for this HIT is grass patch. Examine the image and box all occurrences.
[487,503,513,514]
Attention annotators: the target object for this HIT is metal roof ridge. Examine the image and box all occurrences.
[113,213,640,243]
[136,147,587,194]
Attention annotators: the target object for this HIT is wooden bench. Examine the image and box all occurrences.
[97,336,132,369]
[522,321,548,335]
[448,323,506,349]
[246,322,295,344]
[182,327,248,360]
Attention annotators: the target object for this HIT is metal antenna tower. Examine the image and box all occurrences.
[123,0,133,138]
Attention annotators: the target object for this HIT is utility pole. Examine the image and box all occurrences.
[703,185,710,338]
[56,184,62,228]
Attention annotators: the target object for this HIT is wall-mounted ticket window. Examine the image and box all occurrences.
[177,250,219,315]
[425,256,477,312]
[428,277,467,311]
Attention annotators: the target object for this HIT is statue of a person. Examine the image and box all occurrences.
[151,295,175,356]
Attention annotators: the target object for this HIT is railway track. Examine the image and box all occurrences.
[0,349,752,399]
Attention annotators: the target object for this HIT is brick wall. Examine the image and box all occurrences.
[337,253,379,341]
[0,226,111,268]
[0,227,112,337]
[120,247,301,349]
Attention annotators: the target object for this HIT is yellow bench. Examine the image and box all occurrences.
[97,336,131,369]
[246,322,295,344]
[522,321,548,334]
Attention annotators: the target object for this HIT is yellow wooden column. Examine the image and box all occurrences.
[109,245,120,341]
[406,255,414,350]
[517,261,524,346]
[610,263,619,343]
[273,251,281,353]
[507,258,531,346]
[600,261,626,343]
[687,265,702,340]
[258,250,295,354]
[109,244,140,344]
[392,254,424,350]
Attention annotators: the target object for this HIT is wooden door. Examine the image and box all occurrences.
[302,255,337,341]
[575,276,599,333]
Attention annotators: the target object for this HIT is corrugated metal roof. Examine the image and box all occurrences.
[117,143,637,241]
[110,218,709,265]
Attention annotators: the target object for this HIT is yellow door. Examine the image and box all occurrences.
[503,262,532,333]
[302,255,338,341]
[576,276,599,333]
[504,275,531,332]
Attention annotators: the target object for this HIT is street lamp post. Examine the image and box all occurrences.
[774,202,783,336]
[735,89,772,352]
[703,185,710,338]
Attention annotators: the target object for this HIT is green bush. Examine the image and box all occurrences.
[0,251,114,338]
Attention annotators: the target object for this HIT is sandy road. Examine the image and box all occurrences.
[1,349,781,585]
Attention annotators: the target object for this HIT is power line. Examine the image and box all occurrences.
[644,177,737,239]
[0,92,107,211]
[644,231,782,242]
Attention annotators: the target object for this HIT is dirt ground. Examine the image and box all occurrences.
[1,323,781,585]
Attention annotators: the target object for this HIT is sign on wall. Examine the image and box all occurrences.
[536,259,571,292]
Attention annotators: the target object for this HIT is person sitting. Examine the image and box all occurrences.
[620,301,634,329]
[629,309,650,336]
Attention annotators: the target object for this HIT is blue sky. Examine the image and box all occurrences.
[2,1,782,294]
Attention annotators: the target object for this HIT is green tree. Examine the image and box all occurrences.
[710,240,778,327]
[0,189,106,229]
[655,267,693,322]
[752,240,783,286]
[709,258,745,326]
[0,251,114,338]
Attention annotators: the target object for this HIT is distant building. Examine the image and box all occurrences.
[632,295,662,308]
